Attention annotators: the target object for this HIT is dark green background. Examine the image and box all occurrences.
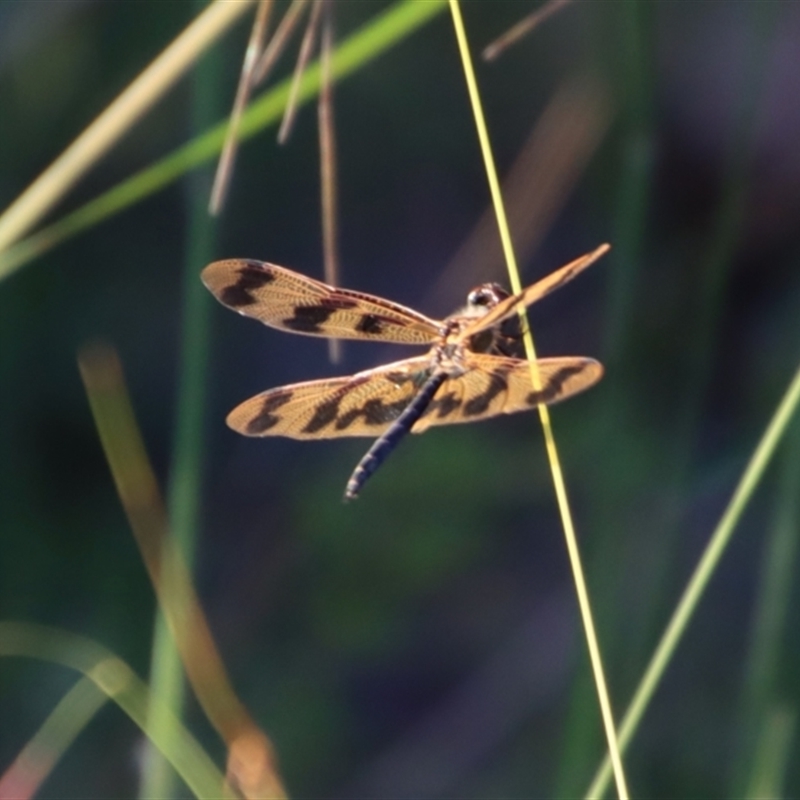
[2,1,800,797]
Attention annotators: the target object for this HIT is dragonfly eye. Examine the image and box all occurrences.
[467,283,510,309]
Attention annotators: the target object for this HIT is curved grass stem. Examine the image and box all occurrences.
[0,676,106,800]
[0,622,225,799]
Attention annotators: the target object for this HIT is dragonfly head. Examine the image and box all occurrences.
[459,283,511,354]
[466,283,510,310]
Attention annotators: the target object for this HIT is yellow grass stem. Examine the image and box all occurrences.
[0,0,256,254]
[447,2,629,798]
[586,362,800,799]
[429,74,611,306]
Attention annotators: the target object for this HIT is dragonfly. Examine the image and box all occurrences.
[202,243,609,500]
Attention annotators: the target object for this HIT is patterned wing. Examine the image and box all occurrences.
[226,357,435,439]
[412,352,603,432]
[202,259,442,344]
[458,244,610,340]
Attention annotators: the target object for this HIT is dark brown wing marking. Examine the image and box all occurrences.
[218,261,276,307]
[412,353,603,432]
[202,259,443,344]
[458,244,610,340]
[225,356,434,439]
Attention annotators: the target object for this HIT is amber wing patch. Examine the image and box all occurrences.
[226,357,434,439]
[411,353,604,432]
[202,259,442,344]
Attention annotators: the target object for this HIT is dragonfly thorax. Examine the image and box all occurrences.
[431,339,470,377]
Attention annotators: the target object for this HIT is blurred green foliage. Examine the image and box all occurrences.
[2,1,800,798]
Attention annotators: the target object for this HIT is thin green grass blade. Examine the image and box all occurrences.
[139,26,224,800]
[564,5,781,796]
[586,362,800,799]
[0,0,446,283]
[601,0,653,364]
[744,706,796,799]
[0,622,226,799]
[554,0,654,794]
[729,342,800,794]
